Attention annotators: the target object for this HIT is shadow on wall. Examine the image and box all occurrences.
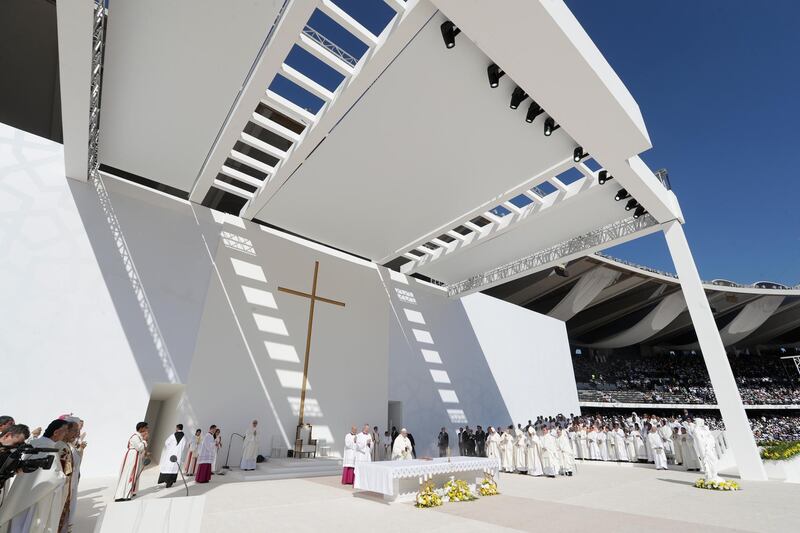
[381,269,512,457]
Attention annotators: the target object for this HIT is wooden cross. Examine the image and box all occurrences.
[278,260,346,426]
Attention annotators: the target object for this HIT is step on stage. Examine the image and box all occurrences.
[227,457,343,481]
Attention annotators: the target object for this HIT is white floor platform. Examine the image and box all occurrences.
[227,457,342,481]
[75,461,800,533]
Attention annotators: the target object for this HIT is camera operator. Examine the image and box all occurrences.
[0,417,14,435]
[0,425,31,496]
[0,420,68,532]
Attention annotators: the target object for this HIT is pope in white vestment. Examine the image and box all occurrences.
[540,429,560,477]
[525,428,543,476]
[1,437,67,533]
[240,421,259,471]
[392,429,413,460]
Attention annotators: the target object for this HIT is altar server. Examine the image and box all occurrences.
[2,420,69,532]
[240,420,259,471]
[184,429,201,475]
[540,427,560,477]
[392,428,413,460]
[341,426,357,485]
[114,422,149,500]
[486,427,501,462]
[194,425,217,484]
[556,428,575,476]
[525,427,544,476]
[647,426,668,470]
[158,424,187,488]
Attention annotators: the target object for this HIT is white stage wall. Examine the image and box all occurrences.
[0,123,577,476]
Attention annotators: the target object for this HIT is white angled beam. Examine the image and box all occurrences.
[240,132,288,160]
[297,32,356,77]
[384,0,408,13]
[280,63,336,101]
[663,220,767,481]
[319,0,379,46]
[230,150,276,175]
[213,179,255,199]
[250,112,302,143]
[220,165,264,188]
[263,90,318,125]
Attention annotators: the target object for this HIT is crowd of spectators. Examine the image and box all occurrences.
[573,352,800,405]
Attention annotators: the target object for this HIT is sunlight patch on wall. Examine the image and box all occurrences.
[231,257,267,282]
[253,313,289,336]
[241,286,277,308]
[264,341,300,363]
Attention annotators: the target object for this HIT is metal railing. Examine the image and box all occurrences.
[302,25,359,67]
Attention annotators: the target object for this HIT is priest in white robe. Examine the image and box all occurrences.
[370,426,381,461]
[679,427,700,471]
[341,426,357,485]
[612,425,628,462]
[647,426,668,470]
[631,425,647,461]
[596,428,609,461]
[194,425,217,484]
[392,428,413,460]
[556,428,575,476]
[382,431,392,461]
[624,430,637,463]
[499,428,514,473]
[577,425,588,460]
[513,427,527,473]
[485,427,501,463]
[540,427,560,477]
[525,427,543,476]
[240,420,259,471]
[158,424,187,488]
[672,427,684,466]
[658,420,675,462]
[2,420,68,533]
[114,422,149,500]
[355,425,373,467]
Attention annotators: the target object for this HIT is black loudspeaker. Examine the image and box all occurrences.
[256,454,266,463]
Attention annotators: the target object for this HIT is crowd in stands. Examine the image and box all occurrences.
[573,352,800,405]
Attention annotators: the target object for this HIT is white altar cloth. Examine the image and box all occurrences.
[354,457,500,502]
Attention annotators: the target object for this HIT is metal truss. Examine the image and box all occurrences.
[88,1,108,178]
[447,214,659,297]
[302,25,359,67]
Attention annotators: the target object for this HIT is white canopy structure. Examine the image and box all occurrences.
[54,0,768,479]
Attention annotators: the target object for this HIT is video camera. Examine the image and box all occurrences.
[0,444,59,494]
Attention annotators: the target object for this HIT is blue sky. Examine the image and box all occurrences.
[565,0,799,285]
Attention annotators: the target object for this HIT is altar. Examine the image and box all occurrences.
[353,457,500,503]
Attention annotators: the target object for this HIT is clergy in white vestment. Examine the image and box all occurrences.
[624,431,637,463]
[658,420,675,461]
[240,420,259,471]
[692,419,722,482]
[577,426,588,460]
[587,428,600,460]
[113,422,149,501]
[499,428,514,473]
[485,427,501,463]
[64,416,87,533]
[555,428,575,476]
[513,428,527,472]
[212,428,223,474]
[679,428,700,471]
[1,421,68,533]
[194,425,217,484]
[605,427,617,461]
[596,428,609,461]
[382,431,392,461]
[540,427,560,477]
[525,427,544,476]
[341,427,358,485]
[158,424,187,488]
[392,428,413,460]
[631,425,647,461]
[184,429,202,475]
[371,426,381,461]
[612,425,629,462]
[672,427,684,465]
[647,427,668,470]
[355,425,373,468]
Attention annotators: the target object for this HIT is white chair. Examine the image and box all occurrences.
[317,438,331,457]
[270,435,286,458]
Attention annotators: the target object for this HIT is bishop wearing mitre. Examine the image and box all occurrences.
[341,426,358,485]
[392,428,413,460]
[240,420,259,471]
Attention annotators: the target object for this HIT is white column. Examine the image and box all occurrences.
[663,220,766,480]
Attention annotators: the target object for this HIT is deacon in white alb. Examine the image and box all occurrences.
[341,426,358,485]
[158,424,187,488]
[392,428,413,460]
[240,420,259,471]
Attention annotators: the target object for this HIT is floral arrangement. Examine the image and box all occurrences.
[694,478,741,491]
[443,478,477,502]
[478,475,499,496]
[759,441,800,461]
[415,481,443,508]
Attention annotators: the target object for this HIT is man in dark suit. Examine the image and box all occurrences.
[437,427,449,457]
[475,426,486,457]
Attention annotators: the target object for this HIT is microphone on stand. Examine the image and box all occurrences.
[170,455,189,497]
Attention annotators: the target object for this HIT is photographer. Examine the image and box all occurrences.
[0,425,31,495]
[0,420,68,532]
